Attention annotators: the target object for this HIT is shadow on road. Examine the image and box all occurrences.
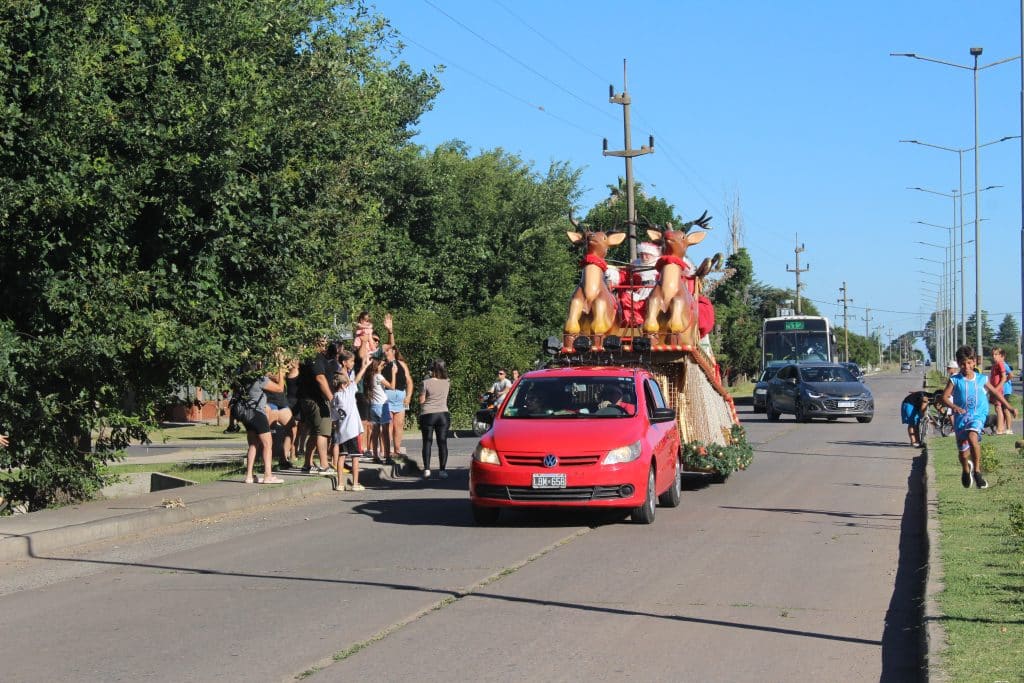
[880,451,927,682]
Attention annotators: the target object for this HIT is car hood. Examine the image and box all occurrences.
[803,381,869,397]
[489,417,644,453]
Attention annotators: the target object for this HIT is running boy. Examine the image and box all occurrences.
[940,345,1018,489]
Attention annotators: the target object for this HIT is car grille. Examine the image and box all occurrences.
[475,484,628,501]
[503,453,601,467]
[821,399,869,410]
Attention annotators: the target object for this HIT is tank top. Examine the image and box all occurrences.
[382,360,409,391]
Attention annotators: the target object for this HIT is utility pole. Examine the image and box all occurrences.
[862,307,872,340]
[786,235,809,314]
[603,59,653,261]
[888,327,894,365]
[838,282,852,362]
[874,325,884,366]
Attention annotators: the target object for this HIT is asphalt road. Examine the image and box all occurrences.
[0,371,927,682]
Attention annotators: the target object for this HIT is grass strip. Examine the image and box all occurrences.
[931,433,1024,682]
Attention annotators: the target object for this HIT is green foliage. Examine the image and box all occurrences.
[390,307,542,428]
[980,440,1000,475]
[1008,502,1024,543]
[680,424,753,476]
[0,1,441,509]
[995,314,1020,357]
[708,249,759,382]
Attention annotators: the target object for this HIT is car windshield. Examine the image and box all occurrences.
[758,369,777,383]
[798,366,856,383]
[501,377,637,418]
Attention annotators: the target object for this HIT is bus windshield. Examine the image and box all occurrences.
[762,317,832,365]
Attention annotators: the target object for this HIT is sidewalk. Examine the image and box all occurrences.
[0,457,422,563]
[0,427,481,563]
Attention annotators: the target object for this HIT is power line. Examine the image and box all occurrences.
[422,0,617,123]
[395,31,606,140]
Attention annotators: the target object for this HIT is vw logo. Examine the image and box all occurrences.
[543,454,558,468]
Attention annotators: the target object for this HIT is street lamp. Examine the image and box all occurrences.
[908,185,1001,347]
[892,48,1021,357]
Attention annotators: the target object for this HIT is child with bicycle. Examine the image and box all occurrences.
[900,390,930,447]
[940,345,1018,489]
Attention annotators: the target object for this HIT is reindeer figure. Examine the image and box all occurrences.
[563,212,626,350]
[642,211,713,347]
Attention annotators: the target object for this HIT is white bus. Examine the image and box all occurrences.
[761,316,837,369]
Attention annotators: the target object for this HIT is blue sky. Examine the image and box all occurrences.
[371,0,1023,351]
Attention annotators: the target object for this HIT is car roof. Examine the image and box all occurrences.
[523,366,643,379]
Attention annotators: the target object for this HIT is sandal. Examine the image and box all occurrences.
[244,477,255,484]
[260,476,285,484]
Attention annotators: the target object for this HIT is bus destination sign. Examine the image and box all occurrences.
[784,321,805,330]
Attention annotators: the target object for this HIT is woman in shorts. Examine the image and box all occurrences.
[367,357,393,463]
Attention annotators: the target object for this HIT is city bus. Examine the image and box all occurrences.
[761,315,837,369]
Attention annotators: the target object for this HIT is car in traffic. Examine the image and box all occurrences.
[900,361,912,373]
[840,361,865,381]
[752,367,778,413]
[470,365,682,525]
[765,362,874,423]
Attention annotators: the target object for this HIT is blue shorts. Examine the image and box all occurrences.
[386,389,407,413]
[370,403,392,425]
[900,403,921,426]
[955,416,984,450]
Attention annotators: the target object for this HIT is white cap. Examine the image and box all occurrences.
[946,359,959,370]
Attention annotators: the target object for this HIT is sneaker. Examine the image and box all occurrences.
[346,483,366,492]
[360,451,375,462]
[962,461,973,489]
[973,471,988,489]
[439,470,448,479]
[300,466,312,474]
[314,466,336,476]
[423,469,431,479]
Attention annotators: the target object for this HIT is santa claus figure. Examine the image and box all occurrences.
[604,241,662,328]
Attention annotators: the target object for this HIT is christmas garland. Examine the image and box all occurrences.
[680,424,753,476]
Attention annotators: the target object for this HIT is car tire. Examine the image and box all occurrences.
[795,399,810,423]
[471,504,500,525]
[766,398,780,422]
[631,465,657,524]
[658,456,682,508]
[856,415,873,424]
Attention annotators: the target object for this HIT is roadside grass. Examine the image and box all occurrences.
[727,379,754,398]
[148,421,238,442]
[103,461,246,485]
[931,434,1024,682]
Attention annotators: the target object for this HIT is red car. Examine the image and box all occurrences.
[470,366,682,525]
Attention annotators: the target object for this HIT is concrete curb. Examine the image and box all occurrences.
[922,445,949,682]
[0,476,335,563]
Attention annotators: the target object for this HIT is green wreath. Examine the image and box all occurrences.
[680,424,753,475]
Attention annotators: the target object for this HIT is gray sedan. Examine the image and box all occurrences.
[766,362,873,423]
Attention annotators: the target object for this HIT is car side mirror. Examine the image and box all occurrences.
[650,407,676,423]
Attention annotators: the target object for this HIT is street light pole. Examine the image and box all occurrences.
[891,48,1021,357]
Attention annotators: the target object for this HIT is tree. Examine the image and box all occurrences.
[964,311,997,354]
[0,1,440,509]
[708,249,759,382]
[995,314,1020,356]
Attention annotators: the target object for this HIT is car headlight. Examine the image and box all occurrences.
[754,388,767,395]
[806,390,823,399]
[473,444,500,465]
[603,440,642,465]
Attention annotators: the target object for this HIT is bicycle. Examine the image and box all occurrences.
[919,395,953,439]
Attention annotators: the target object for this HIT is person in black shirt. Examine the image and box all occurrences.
[298,336,336,475]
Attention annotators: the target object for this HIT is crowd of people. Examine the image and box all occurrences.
[229,313,457,489]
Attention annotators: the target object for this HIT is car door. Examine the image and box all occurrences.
[644,377,678,488]
[772,365,794,412]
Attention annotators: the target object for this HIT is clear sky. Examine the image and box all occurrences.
[371,0,1023,353]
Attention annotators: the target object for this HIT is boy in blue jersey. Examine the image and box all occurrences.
[941,345,1018,489]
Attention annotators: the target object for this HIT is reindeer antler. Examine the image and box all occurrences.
[680,210,712,232]
[568,210,581,230]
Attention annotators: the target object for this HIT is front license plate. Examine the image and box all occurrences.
[532,473,566,489]
[837,400,855,408]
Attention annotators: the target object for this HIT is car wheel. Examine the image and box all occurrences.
[795,399,810,423]
[766,397,780,422]
[856,415,873,424]
[631,465,657,524]
[471,504,500,525]
[658,456,682,508]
